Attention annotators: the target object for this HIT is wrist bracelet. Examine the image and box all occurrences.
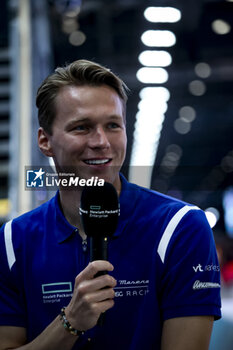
[60,307,85,337]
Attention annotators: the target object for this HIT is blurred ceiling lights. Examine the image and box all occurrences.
[211,19,231,34]
[129,6,181,187]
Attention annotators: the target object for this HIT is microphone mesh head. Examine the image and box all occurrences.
[79,182,120,237]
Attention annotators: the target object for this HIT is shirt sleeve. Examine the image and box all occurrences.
[159,208,221,321]
[0,221,26,327]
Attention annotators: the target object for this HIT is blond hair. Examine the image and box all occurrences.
[36,59,129,134]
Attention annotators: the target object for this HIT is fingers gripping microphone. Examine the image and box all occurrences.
[79,182,119,264]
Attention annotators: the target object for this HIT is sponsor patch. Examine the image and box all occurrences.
[193,280,220,290]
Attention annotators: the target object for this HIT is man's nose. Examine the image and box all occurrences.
[88,127,110,148]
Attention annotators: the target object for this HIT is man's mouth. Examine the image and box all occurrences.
[83,158,112,165]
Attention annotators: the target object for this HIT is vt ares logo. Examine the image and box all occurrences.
[26,168,45,187]
[192,263,220,273]
[193,264,204,273]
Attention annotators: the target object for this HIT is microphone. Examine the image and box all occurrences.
[79,182,120,326]
[79,181,120,263]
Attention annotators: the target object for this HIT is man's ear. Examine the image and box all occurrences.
[38,127,54,157]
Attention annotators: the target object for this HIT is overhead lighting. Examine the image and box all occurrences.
[135,111,165,130]
[62,17,79,34]
[188,80,206,96]
[174,118,191,134]
[163,151,180,164]
[130,110,165,164]
[166,144,183,158]
[130,4,180,188]
[141,30,176,47]
[223,188,233,236]
[65,7,81,18]
[139,87,170,101]
[138,50,172,67]
[179,106,196,122]
[194,62,211,78]
[204,207,220,228]
[133,125,163,144]
[69,30,86,46]
[134,117,164,142]
[130,135,160,166]
[211,19,231,35]
[136,67,168,83]
[138,99,168,114]
[144,7,181,23]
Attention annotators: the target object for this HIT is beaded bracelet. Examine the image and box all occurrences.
[60,307,85,337]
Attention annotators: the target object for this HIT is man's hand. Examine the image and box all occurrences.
[65,260,116,331]
[0,261,116,350]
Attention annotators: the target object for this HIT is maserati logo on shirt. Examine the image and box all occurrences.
[114,280,150,297]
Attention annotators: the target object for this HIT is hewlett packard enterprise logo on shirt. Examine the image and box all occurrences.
[25,166,104,190]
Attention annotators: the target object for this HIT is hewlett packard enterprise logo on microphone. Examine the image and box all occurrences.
[25,166,104,190]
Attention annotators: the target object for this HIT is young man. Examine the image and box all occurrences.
[0,60,221,349]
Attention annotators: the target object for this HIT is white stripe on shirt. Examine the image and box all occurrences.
[4,220,16,270]
[157,205,200,263]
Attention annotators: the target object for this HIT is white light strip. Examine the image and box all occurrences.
[138,50,172,67]
[139,87,170,101]
[130,6,180,188]
[136,67,168,84]
[137,101,168,114]
[129,108,165,186]
[144,7,181,23]
[141,30,176,47]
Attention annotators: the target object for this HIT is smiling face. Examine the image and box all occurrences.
[38,84,127,191]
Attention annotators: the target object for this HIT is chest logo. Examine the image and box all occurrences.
[41,282,73,304]
[114,280,149,297]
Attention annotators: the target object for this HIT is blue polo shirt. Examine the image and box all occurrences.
[0,175,221,349]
